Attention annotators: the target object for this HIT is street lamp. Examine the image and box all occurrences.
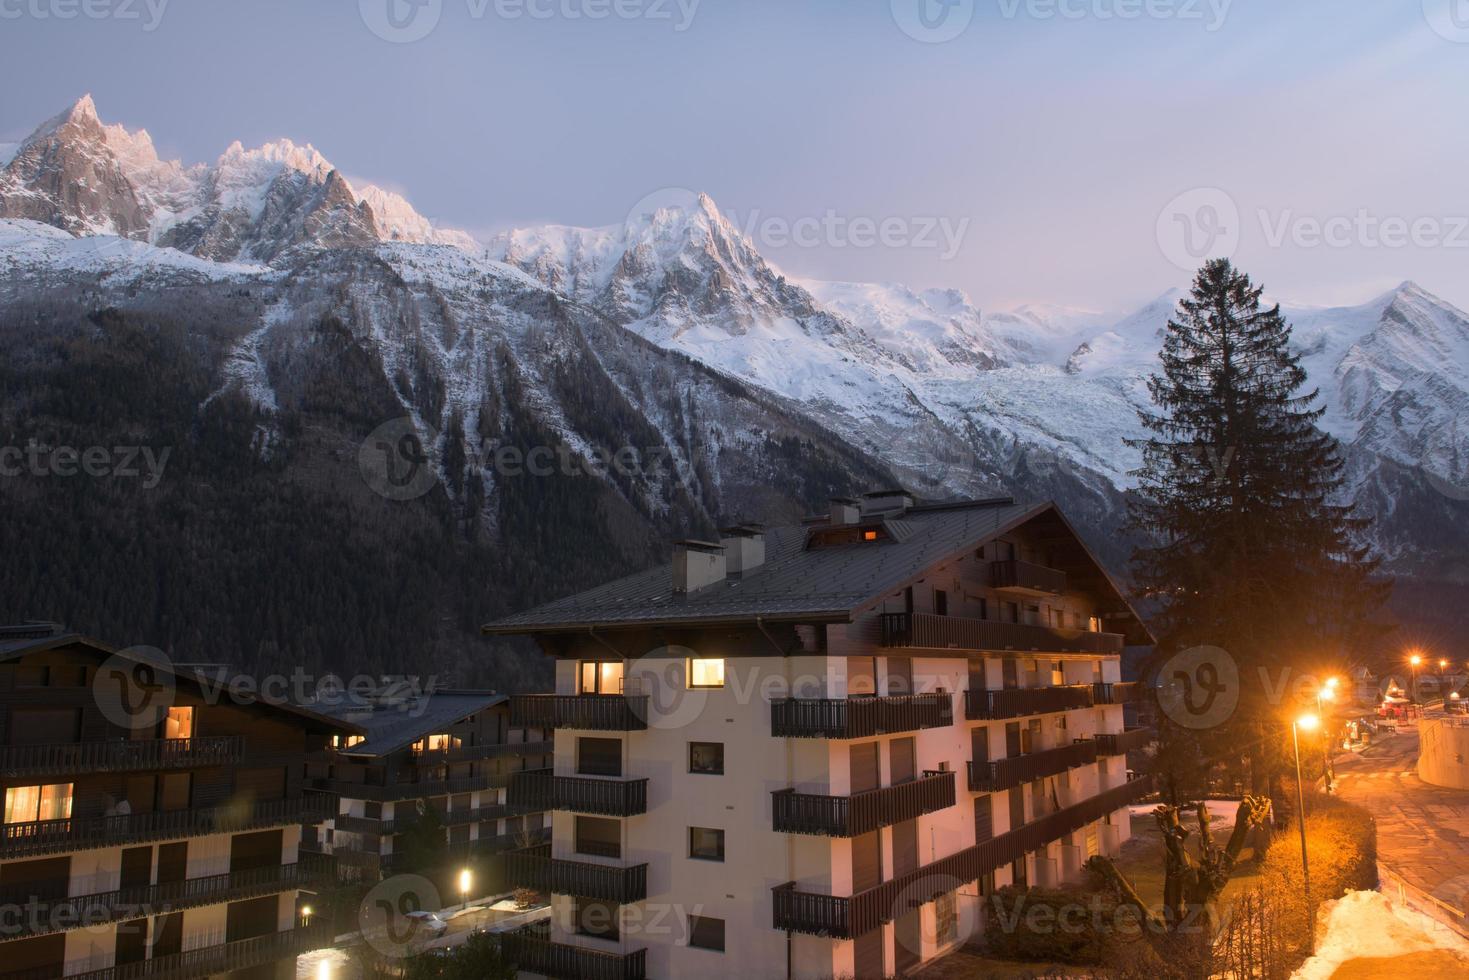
[458,868,472,911]
[1410,653,1423,711]
[1292,713,1318,953]
[1317,685,1336,791]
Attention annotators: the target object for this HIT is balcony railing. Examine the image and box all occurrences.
[770,694,952,739]
[511,695,650,732]
[505,843,648,903]
[0,922,334,980]
[380,827,550,871]
[964,685,1096,721]
[1095,728,1154,756]
[493,926,646,980]
[0,736,244,779]
[311,772,508,802]
[0,854,335,940]
[507,770,648,817]
[989,559,1066,595]
[410,739,555,762]
[772,770,956,837]
[1092,681,1146,705]
[967,740,1098,793]
[772,775,1154,938]
[380,803,533,835]
[880,612,1123,655]
[0,797,323,859]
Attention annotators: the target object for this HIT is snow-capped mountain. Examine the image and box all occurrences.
[3,95,1466,607]
[0,95,472,263]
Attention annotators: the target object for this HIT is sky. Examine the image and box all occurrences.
[2,0,1468,314]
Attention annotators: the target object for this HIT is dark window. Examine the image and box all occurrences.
[689,827,725,862]
[574,816,621,858]
[974,795,993,842]
[978,597,988,620]
[689,742,724,775]
[1004,602,1020,624]
[574,898,618,941]
[1011,857,1028,888]
[688,915,725,952]
[934,589,948,616]
[1008,788,1025,831]
[577,738,622,777]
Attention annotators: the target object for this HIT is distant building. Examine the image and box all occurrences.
[0,624,350,979]
[483,493,1155,980]
[299,682,552,883]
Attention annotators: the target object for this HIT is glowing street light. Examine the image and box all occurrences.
[1291,713,1319,952]
[458,868,473,911]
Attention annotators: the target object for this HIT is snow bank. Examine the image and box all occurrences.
[1290,889,1469,980]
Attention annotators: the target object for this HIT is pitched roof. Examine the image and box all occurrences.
[297,690,507,757]
[482,497,1136,635]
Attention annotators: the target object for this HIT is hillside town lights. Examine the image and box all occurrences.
[1292,713,1319,953]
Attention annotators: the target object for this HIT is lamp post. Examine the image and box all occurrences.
[458,868,472,912]
[1317,681,1337,791]
[1410,653,1423,710]
[1292,713,1319,954]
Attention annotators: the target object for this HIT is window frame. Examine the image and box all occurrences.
[687,657,725,690]
[688,741,724,775]
[687,914,726,952]
[688,826,726,862]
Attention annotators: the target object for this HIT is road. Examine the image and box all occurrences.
[1333,725,1469,915]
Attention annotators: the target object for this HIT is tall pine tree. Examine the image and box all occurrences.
[1129,259,1388,796]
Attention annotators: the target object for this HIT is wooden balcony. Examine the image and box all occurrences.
[0,797,323,859]
[312,772,508,802]
[0,922,334,980]
[409,739,555,762]
[511,694,649,732]
[493,925,646,980]
[771,775,1154,938]
[880,612,1123,655]
[505,843,648,903]
[966,740,1098,793]
[507,769,648,816]
[772,770,956,837]
[0,854,335,940]
[1094,728,1154,756]
[770,694,952,739]
[0,736,243,779]
[964,685,1095,721]
[1092,681,1146,705]
[989,559,1066,596]
[379,802,532,835]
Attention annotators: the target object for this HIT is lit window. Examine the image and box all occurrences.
[417,733,457,752]
[579,661,624,694]
[863,530,878,541]
[333,734,365,750]
[4,784,73,824]
[165,706,194,740]
[689,658,725,689]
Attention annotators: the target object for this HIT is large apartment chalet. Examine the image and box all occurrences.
[0,625,353,980]
[299,683,553,881]
[482,492,1154,980]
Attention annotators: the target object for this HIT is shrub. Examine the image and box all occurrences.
[983,885,1128,965]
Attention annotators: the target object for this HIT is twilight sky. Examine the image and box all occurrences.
[3,0,1467,313]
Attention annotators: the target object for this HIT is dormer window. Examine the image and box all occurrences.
[808,524,887,548]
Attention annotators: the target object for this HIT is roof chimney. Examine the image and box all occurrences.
[829,497,860,525]
[673,540,726,593]
[720,525,766,576]
[860,489,913,517]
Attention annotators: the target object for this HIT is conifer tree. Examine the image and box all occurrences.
[1128,259,1388,795]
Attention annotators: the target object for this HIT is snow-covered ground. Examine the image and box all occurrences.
[1291,889,1469,979]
